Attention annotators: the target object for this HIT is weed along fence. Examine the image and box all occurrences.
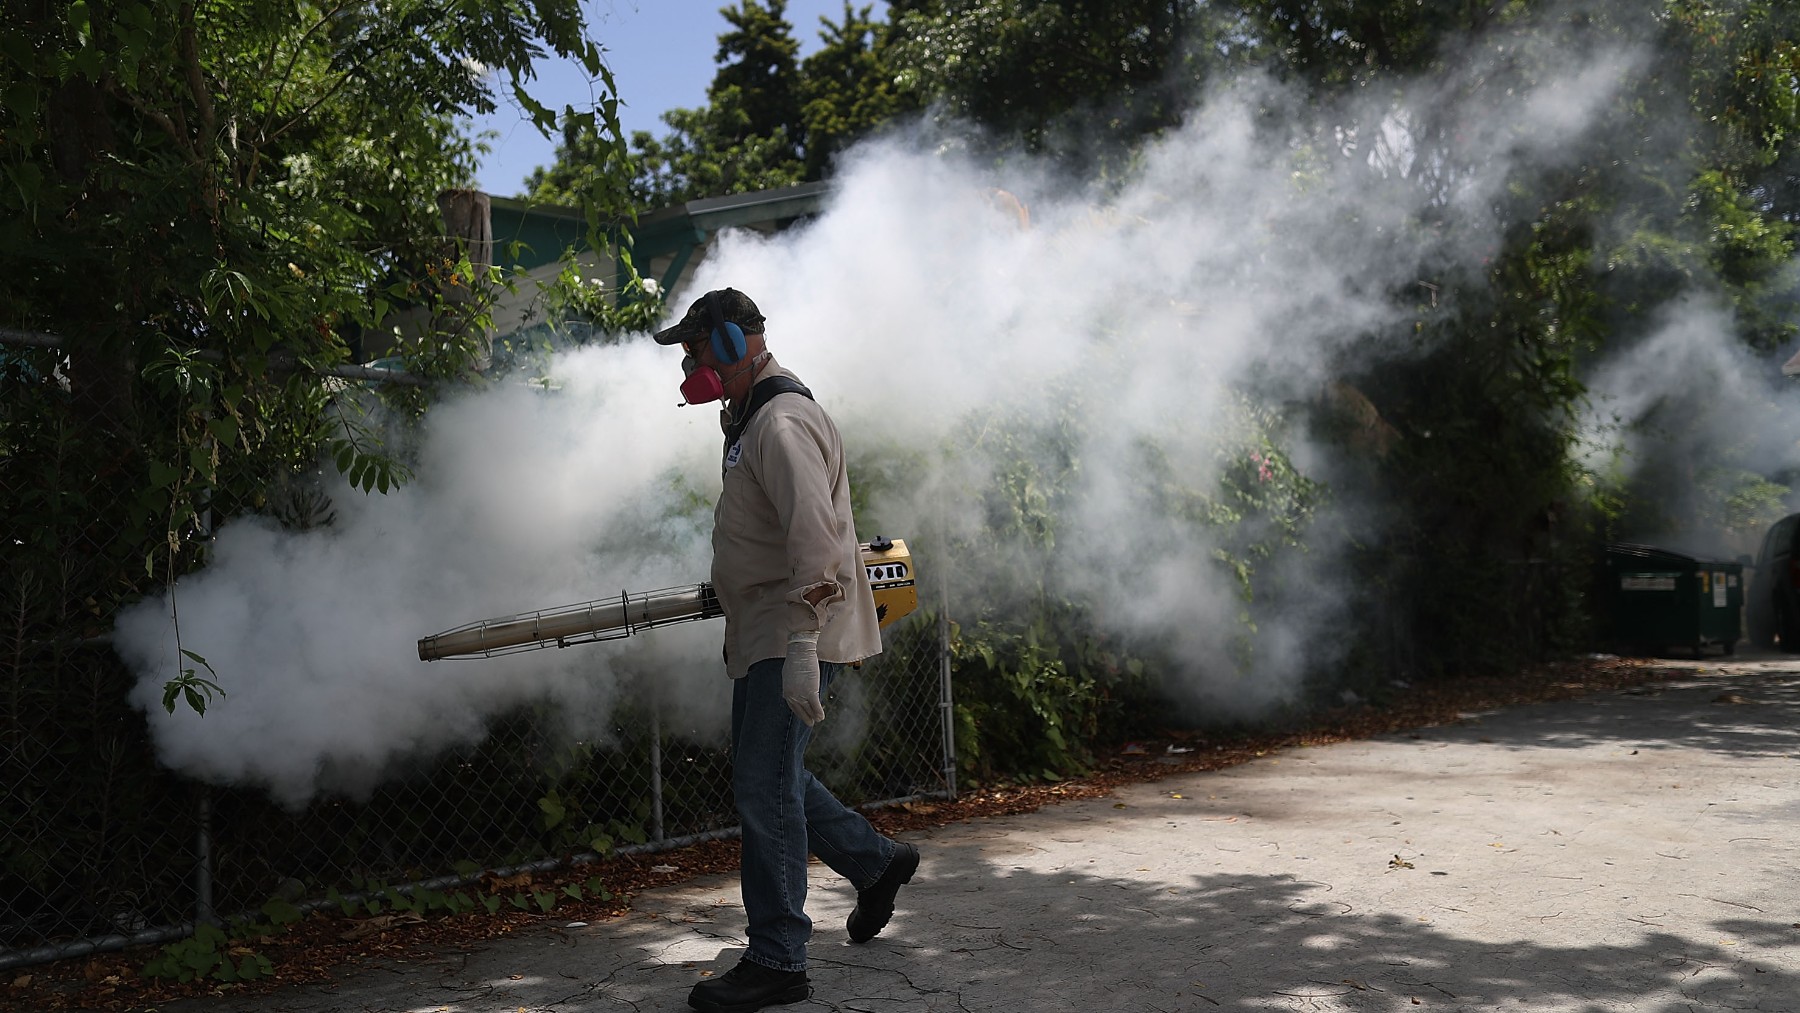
[0,610,955,974]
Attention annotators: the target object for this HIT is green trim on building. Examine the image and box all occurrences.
[487,182,831,295]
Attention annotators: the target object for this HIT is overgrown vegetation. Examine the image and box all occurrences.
[523,0,1800,778]
[1,0,632,966]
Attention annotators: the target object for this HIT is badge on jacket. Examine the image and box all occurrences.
[725,441,743,469]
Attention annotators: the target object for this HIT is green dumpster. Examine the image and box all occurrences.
[1599,543,1743,656]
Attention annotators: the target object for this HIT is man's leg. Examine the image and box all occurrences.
[801,664,896,888]
[800,665,920,944]
[728,658,813,972]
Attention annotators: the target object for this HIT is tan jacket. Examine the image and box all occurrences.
[711,358,882,676]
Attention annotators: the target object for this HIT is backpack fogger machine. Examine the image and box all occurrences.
[417,537,918,661]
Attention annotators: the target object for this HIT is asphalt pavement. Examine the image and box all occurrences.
[161,656,1800,1013]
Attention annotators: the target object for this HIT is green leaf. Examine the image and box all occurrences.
[538,791,566,830]
[67,0,89,40]
[207,416,239,445]
[149,460,180,490]
[6,159,43,203]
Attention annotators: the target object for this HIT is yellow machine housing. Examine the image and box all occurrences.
[863,538,918,629]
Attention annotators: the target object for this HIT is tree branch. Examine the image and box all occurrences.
[179,3,217,147]
[263,10,458,148]
[107,77,199,166]
[259,0,355,142]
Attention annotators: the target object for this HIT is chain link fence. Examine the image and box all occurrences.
[2,577,953,974]
[0,334,956,972]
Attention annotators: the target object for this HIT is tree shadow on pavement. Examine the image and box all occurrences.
[816,862,1800,1012]
[1395,671,1800,760]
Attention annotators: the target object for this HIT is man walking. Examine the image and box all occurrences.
[655,288,921,1013]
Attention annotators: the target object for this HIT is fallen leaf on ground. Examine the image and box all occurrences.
[338,912,425,942]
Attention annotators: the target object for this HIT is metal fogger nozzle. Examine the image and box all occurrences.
[417,583,722,661]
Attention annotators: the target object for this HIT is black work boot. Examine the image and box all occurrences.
[846,841,920,943]
[686,958,811,1013]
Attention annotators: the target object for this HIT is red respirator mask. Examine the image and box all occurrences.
[679,354,725,406]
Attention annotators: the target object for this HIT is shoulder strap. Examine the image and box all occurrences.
[725,375,814,449]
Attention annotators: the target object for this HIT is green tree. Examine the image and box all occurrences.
[1,0,634,959]
[1214,1,1800,670]
[711,0,805,152]
[889,0,1192,158]
[799,2,913,178]
[2,0,627,701]
[532,0,907,206]
[603,0,807,205]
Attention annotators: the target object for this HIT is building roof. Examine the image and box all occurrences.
[486,181,832,296]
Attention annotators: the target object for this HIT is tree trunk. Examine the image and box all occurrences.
[47,77,138,440]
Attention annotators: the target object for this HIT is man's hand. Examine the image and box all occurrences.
[784,631,826,726]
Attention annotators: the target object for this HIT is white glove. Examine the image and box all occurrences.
[783,631,826,726]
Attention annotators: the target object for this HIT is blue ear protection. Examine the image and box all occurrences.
[706,291,747,365]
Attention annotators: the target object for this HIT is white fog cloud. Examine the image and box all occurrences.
[116,31,1670,803]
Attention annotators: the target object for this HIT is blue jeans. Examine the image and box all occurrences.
[731,657,898,971]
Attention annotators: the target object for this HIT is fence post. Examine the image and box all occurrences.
[937,564,957,800]
[649,696,665,843]
[194,788,215,926]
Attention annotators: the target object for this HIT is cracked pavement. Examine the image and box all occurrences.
[161,659,1800,1012]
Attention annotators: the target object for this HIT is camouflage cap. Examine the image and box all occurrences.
[652,288,766,345]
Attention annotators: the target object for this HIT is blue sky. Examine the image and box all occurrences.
[465,0,890,198]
